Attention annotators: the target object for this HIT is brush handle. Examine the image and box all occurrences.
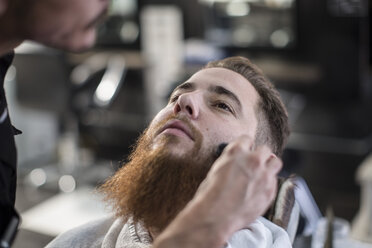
[215,143,228,158]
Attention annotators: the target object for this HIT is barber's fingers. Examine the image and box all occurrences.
[250,146,282,173]
[223,135,254,155]
[267,154,283,174]
[265,175,279,205]
[250,146,272,163]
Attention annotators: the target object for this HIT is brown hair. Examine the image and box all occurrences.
[204,56,290,157]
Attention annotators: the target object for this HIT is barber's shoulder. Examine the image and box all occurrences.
[45,216,116,248]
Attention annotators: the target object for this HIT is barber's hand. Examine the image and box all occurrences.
[153,135,282,248]
[194,135,282,234]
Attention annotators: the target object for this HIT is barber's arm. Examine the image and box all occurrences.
[153,135,282,248]
[0,161,19,248]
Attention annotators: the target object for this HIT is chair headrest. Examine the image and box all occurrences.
[264,176,298,240]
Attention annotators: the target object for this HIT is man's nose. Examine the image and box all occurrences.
[173,93,200,119]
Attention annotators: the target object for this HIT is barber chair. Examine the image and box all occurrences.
[264,176,322,244]
[264,176,300,244]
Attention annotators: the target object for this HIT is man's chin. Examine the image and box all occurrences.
[101,125,211,231]
[152,136,194,156]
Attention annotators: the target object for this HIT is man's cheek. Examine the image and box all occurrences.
[145,121,162,139]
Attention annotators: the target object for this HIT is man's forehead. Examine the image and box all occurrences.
[177,68,259,101]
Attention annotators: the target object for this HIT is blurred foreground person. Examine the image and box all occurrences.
[0,0,109,243]
[0,0,109,54]
[47,56,291,248]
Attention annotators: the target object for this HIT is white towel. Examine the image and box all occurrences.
[46,216,291,248]
[226,217,292,248]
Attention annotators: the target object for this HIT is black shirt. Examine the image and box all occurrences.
[0,52,17,233]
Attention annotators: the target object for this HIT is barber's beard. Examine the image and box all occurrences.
[100,115,216,233]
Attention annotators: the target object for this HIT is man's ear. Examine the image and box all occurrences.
[0,0,9,16]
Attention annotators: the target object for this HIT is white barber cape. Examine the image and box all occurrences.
[46,216,292,248]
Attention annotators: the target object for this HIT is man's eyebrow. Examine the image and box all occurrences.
[170,82,195,98]
[170,82,242,111]
[173,82,195,92]
[209,85,242,110]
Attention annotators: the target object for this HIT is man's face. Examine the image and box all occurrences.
[20,0,109,51]
[100,67,261,232]
[147,67,260,157]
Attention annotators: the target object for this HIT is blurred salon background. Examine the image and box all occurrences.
[3,0,371,247]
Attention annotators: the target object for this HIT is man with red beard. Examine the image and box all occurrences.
[46,56,291,248]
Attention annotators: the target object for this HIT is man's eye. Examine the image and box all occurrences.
[215,102,233,113]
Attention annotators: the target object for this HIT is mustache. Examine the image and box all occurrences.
[151,114,201,141]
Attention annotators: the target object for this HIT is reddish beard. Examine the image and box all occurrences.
[100,115,216,233]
